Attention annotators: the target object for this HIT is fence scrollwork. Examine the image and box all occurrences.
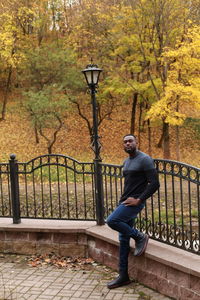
[0,155,199,254]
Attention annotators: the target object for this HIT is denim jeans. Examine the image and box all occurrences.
[106,202,145,274]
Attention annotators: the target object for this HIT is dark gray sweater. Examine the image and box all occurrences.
[120,151,160,203]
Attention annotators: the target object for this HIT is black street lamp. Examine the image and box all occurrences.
[82,63,104,225]
[82,64,102,160]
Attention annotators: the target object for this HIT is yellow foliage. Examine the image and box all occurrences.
[0,13,27,67]
[0,0,199,164]
[148,25,200,124]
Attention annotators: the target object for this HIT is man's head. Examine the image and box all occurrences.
[123,134,137,155]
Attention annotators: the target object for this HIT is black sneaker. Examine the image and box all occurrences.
[107,274,131,289]
[134,233,149,256]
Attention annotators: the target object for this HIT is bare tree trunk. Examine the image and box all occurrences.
[71,98,114,144]
[72,101,92,138]
[130,93,138,134]
[138,102,143,148]
[51,2,56,31]
[175,102,180,161]
[147,119,152,156]
[157,122,164,148]
[175,125,180,161]
[48,116,63,154]
[157,121,170,158]
[34,124,40,144]
[163,122,170,159]
[0,66,12,121]
[39,115,63,154]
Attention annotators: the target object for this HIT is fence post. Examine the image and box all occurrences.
[94,159,105,225]
[9,154,21,224]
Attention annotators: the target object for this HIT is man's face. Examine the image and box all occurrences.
[123,135,137,154]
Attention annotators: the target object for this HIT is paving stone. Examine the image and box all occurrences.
[0,254,173,300]
[36,297,55,300]
[57,290,76,297]
[18,286,32,293]
[23,294,38,300]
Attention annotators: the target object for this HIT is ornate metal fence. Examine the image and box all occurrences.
[102,159,200,254]
[0,154,199,254]
[0,162,11,218]
[0,154,95,221]
[150,159,200,254]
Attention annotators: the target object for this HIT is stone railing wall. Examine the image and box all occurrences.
[0,219,199,300]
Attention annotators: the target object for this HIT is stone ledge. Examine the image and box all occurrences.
[0,218,96,232]
[86,223,200,278]
[0,218,199,278]
[0,218,199,299]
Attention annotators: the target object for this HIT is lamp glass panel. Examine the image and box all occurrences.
[84,71,92,85]
[92,70,100,85]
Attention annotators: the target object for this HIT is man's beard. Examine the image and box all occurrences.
[124,147,136,154]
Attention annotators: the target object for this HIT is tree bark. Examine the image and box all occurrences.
[175,101,180,161]
[163,122,170,159]
[138,102,143,148]
[34,124,40,144]
[157,121,170,158]
[157,124,164,148]
[175,125,180,161]
[130,93,138,134]
[0,66,12,121]
[39,115,63,154]
[147,119,152,156]
[71,98,114,144]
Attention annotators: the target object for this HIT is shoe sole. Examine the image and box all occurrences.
[107,280,132,289]
[134,235,149,256]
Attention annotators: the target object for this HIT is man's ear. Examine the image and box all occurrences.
[134,136,138,144]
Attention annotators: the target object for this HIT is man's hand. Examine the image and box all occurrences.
[123,197,142,206]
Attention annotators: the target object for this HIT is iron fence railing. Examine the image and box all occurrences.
[0,154,96,221]
[102,159,200,254]
[0,154,199,254]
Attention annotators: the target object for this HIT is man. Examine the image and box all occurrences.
[106,134,160,289]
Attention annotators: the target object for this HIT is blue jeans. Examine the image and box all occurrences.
[106,202,145,274]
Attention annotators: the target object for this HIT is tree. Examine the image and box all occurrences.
[0,12,26,120]
[61,0,120,143]
[0,0,200,160]
[24,88,68,154]
[70,90,115,145]
[22,42,81,153]
[147,25,200,152]
[103,0,194,158]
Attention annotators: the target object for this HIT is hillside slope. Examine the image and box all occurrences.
[0,102,199,167]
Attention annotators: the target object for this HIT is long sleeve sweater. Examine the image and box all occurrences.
[120,151,160,203]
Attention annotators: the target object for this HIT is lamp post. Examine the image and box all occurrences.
[82,64,104,225]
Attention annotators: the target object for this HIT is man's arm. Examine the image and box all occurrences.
[138,168,160,201]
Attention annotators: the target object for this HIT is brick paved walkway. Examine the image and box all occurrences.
[0,255,172,300]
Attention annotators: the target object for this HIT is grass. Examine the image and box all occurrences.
[138,291,151,300]
[19,164,94,184]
